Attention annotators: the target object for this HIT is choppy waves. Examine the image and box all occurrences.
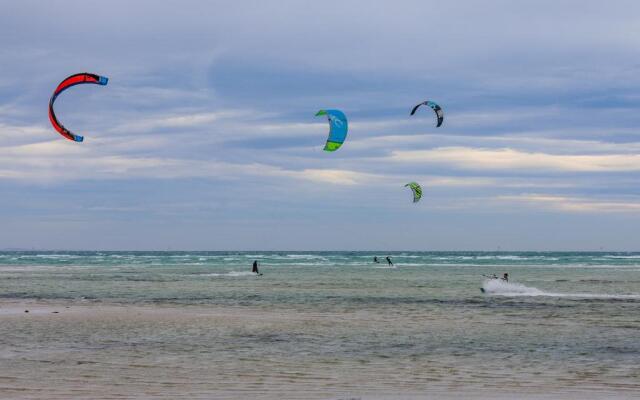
[2,251,640,269]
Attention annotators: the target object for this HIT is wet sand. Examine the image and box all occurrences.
[1,299,639,399]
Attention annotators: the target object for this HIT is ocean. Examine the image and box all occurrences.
[1,251,639,399]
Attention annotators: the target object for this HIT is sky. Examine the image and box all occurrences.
[1,0,640,251]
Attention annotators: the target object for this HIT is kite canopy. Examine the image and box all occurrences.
[316,109,348,151]
[48,72,109,142]
[410,100,443,127]
[404,182,422,203]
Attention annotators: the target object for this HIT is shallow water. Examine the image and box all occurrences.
[1,251,639,399]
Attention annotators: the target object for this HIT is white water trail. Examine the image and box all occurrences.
[202,271,258,277]
[481,279,640,299]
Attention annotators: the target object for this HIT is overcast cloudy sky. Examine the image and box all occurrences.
[1,0,639,250]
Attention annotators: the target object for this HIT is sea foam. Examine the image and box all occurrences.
[202,271,257,277]
[481,279,640,299]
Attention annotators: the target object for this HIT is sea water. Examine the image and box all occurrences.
[1,251,639,399]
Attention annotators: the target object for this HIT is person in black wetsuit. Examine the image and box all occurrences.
[502,272,509,282]
[386,256,393,266]
[252,260,259,274]
[373,256,379,263]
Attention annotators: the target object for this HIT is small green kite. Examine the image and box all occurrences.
[404,182,422,203]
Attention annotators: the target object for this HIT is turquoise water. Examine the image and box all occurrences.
[2,251,640,306]
[1,252,639,399]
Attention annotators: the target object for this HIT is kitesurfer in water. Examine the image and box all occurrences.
[502,273,509,282]
[386,256,393,266]
[373,256,379,263]
[252,260,259,274]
